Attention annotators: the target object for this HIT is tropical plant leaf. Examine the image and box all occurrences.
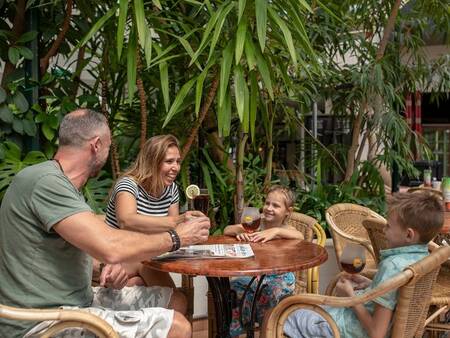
[195,56,216,116]
[77,5,117,51]
[235,15,247,65]
[117,0,129,58]
[207,2,235,63]
[159,61,170,112]
[152,0,162,10]
[83,171,113,213]
[134,0,147,48]
[254,47,274,100]
[163,77,197,127]
[249,71,258,140]
[255,0,267,51]
[244,32,257,70]
[0,105,13,123]
[234,65,246,122]
[238,0,246,23]
[268,7,297,67]
[0,87,6,104]
[127,30,137,102]
[199,160,215,205]
[218,39,234,108]
[17,30,38,43]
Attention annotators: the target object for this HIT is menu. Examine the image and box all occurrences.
[153,244,254,260]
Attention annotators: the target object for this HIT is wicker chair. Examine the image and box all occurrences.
[207,212,327,338]
[262,246,450,338]
[0,304,118,338]
[325,203,385,272]
[362,217,450,335]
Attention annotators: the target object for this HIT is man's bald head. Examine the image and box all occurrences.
[58,109,109,147]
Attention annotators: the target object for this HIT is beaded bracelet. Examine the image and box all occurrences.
[167,229,181,252]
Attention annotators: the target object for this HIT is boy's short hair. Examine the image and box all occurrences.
[388,192,444,243]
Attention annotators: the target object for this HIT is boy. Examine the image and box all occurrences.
[284,192,444,338]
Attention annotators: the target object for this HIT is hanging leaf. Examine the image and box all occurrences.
[207,2,235,63]
[159,61,170,112]
[22,120,37,136]
[42,123,56,141]
[152,0,162,10]
[201,148,227,187]
[242,76,249,133]
[127,30,137,102]
[13,91,29,113]
[12,119,24,134]
[249,71,258,140]
[8,46,21,64]
[134,0,147,48]
[0,87,6,104]
[237,0,246,23]
[244,32,257,70]
[143,26,153,66]
[235,15,247,65]
[217,90,231,137]
[218,40,234,108]
[77,5,117,51]
[17,31,38,43]
[18,46,33,60]
[268,8,297,67]
[255,0,267,51]
[117,0,129,58]
[163,77,197,127]
[234,65,246,122]
[254,48,274,100]
[0,105,13,123]
[195,56,216,116]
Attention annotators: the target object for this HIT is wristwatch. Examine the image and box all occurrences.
[167,229,181,252]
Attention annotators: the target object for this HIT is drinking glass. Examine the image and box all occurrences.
[340,243,366,274]
[240,207,261,233]
[193,189,209,215]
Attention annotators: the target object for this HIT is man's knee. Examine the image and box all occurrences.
[168,289,188,315]
[167,311,191,338]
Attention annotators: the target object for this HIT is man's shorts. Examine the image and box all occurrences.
[24,286,174,338]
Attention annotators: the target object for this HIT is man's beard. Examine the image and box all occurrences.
[89,154,107,177]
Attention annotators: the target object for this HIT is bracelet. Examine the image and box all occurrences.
[167,229,181,252]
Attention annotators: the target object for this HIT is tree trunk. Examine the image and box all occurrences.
[40,0,73,75]
[344,109,364,181]
[1,0,26,85]
[136,53,148,149]
[101,52,120,178]
[235,132,248,223]
[181,73,219,160]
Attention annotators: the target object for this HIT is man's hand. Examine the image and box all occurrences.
[99,264,129,289]
[176,216,210,246]
[335,276,355,297]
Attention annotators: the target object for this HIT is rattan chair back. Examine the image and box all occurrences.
[362,217,389,264]
[326,203,385,270]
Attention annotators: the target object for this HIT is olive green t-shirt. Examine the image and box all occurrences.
[0,161,93,337]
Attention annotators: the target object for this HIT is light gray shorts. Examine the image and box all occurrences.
[24,286,174,338]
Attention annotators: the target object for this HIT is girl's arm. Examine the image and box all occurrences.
[224,224,245,236]
[115,192,182,233]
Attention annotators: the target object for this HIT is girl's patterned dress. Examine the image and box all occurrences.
[229,270,295,336]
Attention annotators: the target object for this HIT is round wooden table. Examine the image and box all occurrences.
[144,235,328,338]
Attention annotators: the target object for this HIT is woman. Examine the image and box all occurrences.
[105,135,187,288]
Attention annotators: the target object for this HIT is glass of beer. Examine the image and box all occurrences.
[193,189,209,215]
[241,207,261,233]
[340,243,366,274]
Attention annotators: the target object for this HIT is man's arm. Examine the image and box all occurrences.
[54,211,210,264]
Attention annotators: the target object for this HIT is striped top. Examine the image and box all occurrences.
[105,176,179,229]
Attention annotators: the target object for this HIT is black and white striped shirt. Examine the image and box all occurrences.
[105,176,179,229]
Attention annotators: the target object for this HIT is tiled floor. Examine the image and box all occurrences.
[192,318,260,338]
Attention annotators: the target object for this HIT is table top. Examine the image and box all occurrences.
[144,235,328,277]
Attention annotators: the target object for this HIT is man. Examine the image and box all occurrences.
[0,109,210,338]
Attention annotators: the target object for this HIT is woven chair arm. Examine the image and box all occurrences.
[290,269,412,308]
[0,305,118,338]
[262,303,341,338]
[329,225,376,258]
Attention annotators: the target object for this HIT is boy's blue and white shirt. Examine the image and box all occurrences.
[326,244,429,338]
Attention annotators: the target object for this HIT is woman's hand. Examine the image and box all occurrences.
[248,228,279,243]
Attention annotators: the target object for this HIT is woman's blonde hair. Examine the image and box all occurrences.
[122,135,180,197]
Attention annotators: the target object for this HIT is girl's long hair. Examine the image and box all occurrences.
[122,135,180,197]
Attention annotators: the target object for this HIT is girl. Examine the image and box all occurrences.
[224,185,304,336]
[105,135,191,289]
